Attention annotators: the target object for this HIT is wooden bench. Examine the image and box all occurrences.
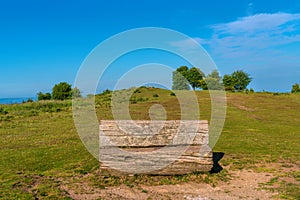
[99,120,213,175]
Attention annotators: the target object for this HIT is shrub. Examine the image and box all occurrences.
[37,92,51,101]
[291,83,300,93]
[52,82,72,100]
[224,86,235,92]
[170,92,176,96]
[0,107,8,115]
[102,89,112,95]
[153,94,159,97]
[72,87,82,98]
[27,98,34,103]
[134,89,141,94]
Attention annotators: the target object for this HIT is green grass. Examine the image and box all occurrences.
[0,88,300,199]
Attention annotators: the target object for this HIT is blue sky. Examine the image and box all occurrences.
[1,0,300,97]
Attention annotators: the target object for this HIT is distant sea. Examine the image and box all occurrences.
[0,97,37,105]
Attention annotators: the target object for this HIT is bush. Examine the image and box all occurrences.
[134,89,141,94]
[37,92,51,101]
[291,83,300,93]
[52,82,72,100]
[153,94,159,97]
[0,107,8,115]
[170,92,176,96]
[130,97,149,104]
[101,89,112,95]
[224,86,235,92]
[72,87,82,98]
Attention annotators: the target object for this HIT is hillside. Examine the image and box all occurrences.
[0,88,299,199]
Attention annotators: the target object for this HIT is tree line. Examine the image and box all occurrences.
[172,66,252,92]
[37,82,81,101]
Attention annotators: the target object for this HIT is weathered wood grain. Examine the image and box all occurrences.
[99,120,213,175]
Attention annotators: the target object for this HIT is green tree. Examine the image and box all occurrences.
[176,66,189,73]
[186,67,205,90]
[208,69,221,81]
[72,87,82,98]
[291,83,300,93]
[172,66,206,90]
[172,70,190,90]
[231,70,252,91]
[37,92,51,101]
[204,70,223,90]
[222,74,236,91]
[222,70,252,91]
[52,82,72,100]
[199,79,208,90]
[205,77,223,90]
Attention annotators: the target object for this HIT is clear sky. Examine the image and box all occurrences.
[1,0,300,97]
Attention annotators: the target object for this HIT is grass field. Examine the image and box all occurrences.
[0,88,299,199]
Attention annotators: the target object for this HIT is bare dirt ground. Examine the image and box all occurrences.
[62,168,281,200]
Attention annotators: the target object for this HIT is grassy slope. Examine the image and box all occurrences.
[0,88,299,199]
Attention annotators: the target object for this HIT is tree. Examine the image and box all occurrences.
[185,67,205,90]
[198,79,208,90]
[72,87,82,98]
[172,70,190,90]
[291,83,300,93]
[172,66,206,90]
[231,70,252,91]
[205,77,223,90]
[37,92,51,101]
[204,70,223,90]
[222,70,252,92]
[222,74,236,91]
[208,69,221,81]
[176,66,189,73]
[52,82,72,100]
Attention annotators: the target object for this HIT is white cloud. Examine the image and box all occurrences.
[205,12,300,59]
[201,12,300,92]
[212,13,300,34]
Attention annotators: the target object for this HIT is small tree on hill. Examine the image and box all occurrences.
[291,83,300,93]
[172,66,206,90]
[222,70,252,92]
[208,69,221,82]
[204,70,223,90]
[205,77,223,90]
[186,67,205,90]
[222,74,236,91]
[172,70,190,90]
[52,82,72,100]
[231,70,252,91]
[72,87,82,98]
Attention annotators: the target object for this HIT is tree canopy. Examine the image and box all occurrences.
[72,87,82,98]
[223,70,252,91]
[172,70,190,90]
[37,92,51,101]
[37,82,82,101]
[291,83,300,93]
[172,66,205,90]
[186,67,205,90]
[204,70,223,90]
[52,82,72,100]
